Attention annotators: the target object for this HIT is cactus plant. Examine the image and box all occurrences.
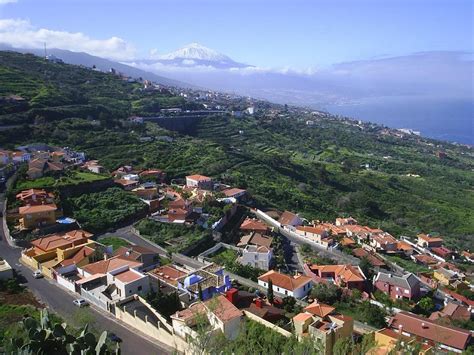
[9,309,120,354]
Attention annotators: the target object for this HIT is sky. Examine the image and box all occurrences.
[0,0,472,68]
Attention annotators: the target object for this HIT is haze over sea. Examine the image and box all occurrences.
[326,97,473,145]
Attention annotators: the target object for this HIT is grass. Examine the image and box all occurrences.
[210,248,238,265]
[99,236,131,251]
[15,171,109,190]
[384,255,429,274]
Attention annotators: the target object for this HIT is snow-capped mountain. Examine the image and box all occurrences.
[133,43,251,69]
[159,42,231,62]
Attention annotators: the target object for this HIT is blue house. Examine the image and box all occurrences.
[177,263,231,301]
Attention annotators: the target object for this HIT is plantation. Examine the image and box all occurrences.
[1,51,473,250]
[64,187,147,233]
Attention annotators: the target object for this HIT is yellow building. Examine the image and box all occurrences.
[370,328,433,355]
[20,230,96,278]
[293,302,354,355]
[18,204,57,229]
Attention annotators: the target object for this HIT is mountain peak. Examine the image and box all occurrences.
[159,43,232,62]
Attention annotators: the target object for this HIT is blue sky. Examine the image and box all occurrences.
[0,0,472,67]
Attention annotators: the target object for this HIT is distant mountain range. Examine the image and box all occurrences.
[131,43,251,70]
[0,44,190,88]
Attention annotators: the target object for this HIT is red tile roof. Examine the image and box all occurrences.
[304,302,335,318]
[240,218,268,232]
[19,203,57,214]
[296,225,327,235]
[222,188,246,197]
[205,295,242,322]
[81,257,142,275]
[258,270,312,291]
[389,311,471,351]
[186,174,211,181]
[30,230,91,252]
[114,269,143,283]
[279,211,298,226]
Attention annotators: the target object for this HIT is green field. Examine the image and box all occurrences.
[99,236,131,251]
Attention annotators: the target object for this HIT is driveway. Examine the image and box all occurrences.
[0,192,171,355]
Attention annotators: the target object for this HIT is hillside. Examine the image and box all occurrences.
[1,51,473,250]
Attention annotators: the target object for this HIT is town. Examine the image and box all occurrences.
[0,130,473,354]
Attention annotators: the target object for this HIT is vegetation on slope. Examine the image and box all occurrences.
[1,51,473,250]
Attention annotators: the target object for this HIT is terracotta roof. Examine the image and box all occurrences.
[186,174,211,181]
[114,269,144,283]
[309,264,366,282]
[296,225,327,235]
[258,270,312,291]
[389,311,471,350]
[139,169,163,176]
[222,188,246,197]
[293,312,313,322]
[238,232,273,248]
[30,230,90,252]
[205,295,242,322]
[417,234,443,243]
[114,245,156,261]
[81,257,142,275]
[279,211,298,225]
[340,237,356,246]
[304,302,335,318]
[413,254,438,265]
[397,241,414,251]
[371,233,398,245]
[353,248,386,267]
[19,203,57,214]
[239,218,268,232]
[443,289,474,307]
[76,273,106,285]
[16,189,52,201]
[114,179,139,186]
[318,223,347,235]
[148,265,187,285]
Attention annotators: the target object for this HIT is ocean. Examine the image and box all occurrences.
[325,97,473,145]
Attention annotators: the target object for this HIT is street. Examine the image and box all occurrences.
[0,192,172,355]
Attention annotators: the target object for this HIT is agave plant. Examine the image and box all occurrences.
[10,309,120,355]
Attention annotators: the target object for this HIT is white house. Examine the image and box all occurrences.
[171,295,242,341]
[185,174,213,190]
[240,245,273,270]
[258,270,312,299]
[295,225,328,244]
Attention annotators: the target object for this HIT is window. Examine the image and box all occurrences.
[285,290,288,295]
[138,286,142,291]
[129,290,132,293]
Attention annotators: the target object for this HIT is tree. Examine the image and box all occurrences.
[198,283,204,301]
[415,297,435,316]
[359,257,374,280]
[333,337,353,355]
[267,279,274,305]
[310,283,342,305]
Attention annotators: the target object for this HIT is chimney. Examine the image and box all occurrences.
[255,298,263,309]
[421,322,428,329]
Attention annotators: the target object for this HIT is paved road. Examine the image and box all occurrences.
[0,192,171,355]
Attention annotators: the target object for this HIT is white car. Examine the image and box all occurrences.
[33,270,43,279]
[72,299,89,307]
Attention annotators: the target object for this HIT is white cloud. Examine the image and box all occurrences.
[0,18,136,60]
[0,0,17,4]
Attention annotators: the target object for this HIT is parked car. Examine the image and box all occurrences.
[33,270,43,279]
[107,333,122,343]
[72,298,89,308]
